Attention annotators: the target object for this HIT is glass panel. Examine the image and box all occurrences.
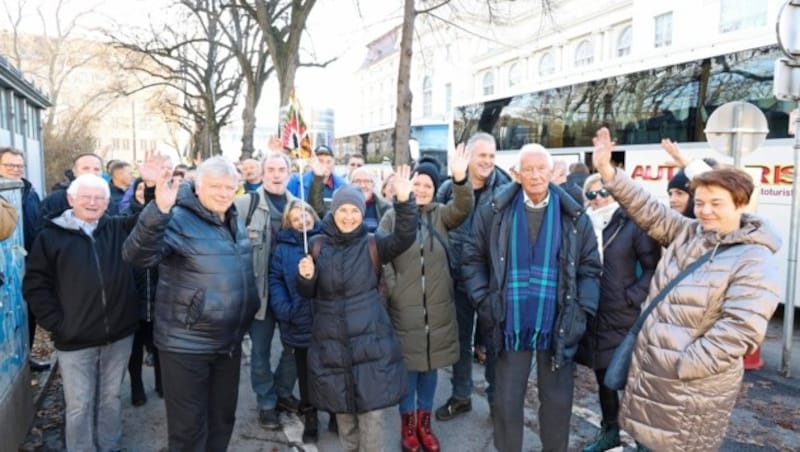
[539,52,555,76]
[453,45,789,148]
[617,26,632,57]
[575,40,594,67]
[654,12,673,48]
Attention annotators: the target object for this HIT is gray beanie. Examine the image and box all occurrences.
[331,185,366,216]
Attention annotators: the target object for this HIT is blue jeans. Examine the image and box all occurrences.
[249,314,296,410]
[58,334,133,452]
[399,370,438,414]
[452,286,496,403]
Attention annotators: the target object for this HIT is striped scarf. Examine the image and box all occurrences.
[504,190,561,351]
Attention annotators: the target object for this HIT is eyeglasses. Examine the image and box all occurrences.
[585,188,611,200]
[76,195,109,203]
[1,163,24,170]
[351,178,374,185]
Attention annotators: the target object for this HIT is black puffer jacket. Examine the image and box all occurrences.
[575,208,660,370]
[436,167,511,284]
[297,198,417,414]
[462,182,602,369]
[122,183,259,354]
[24,212,140,351]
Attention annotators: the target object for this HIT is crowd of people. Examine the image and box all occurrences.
[2,123,781,452]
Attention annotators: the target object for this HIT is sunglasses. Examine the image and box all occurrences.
[585,188,611,200]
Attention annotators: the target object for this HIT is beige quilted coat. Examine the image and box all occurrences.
[605,170,781,452]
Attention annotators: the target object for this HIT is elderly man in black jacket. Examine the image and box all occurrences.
[123,156,259,452]
[463,144,601,452]
[434,132,511,421]
[24,159,165,452]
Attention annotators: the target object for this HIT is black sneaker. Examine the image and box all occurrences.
[258,409,281,430]
[277,395,300,414]
[435,397,472,421]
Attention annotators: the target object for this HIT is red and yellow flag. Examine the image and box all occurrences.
[280,91,312,160]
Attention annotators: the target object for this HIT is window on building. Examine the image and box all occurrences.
[575,40,594,67]
[654,12,673,48]
[423,75,433,116]
[15,97,25,134]
[617,26,632,57]
[444,83,452,112]
[508,63,522,88]
[0,90,6,129]
[539,52,555,76]
[719,0,767,33]
[482,71,494,96]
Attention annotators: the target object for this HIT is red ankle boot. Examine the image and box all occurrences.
[401,412,420,452]
[416,410,440,452]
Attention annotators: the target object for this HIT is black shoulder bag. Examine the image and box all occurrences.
[604,244,735,390]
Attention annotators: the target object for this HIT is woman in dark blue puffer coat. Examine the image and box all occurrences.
[268,199,321,443]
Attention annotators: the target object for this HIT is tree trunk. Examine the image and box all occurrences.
[240,85,257,160]
[393,0,416,167]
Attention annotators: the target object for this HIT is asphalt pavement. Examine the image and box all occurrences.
[116,309,800,451]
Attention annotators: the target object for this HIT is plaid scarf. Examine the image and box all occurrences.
[504,190,561,351]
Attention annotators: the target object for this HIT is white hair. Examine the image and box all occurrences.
[262,152,291,170]
[196,156,239,184]
[67,174,110,199]
[517,143,554,170]
[465,132,496,152]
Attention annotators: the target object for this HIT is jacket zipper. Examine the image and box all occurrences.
[146,269,152,322]
[419,222,431,370]
[89,235,112,343]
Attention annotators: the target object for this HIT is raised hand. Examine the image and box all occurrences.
[393,165,415,202]
[138,152,173,187]
[268,135,283,153]
[155,168,179,214]
[661,138,689,168]
[309,154,326,176]
[449,143,470,182]
[592,127,616,181]
[298,255,315,279]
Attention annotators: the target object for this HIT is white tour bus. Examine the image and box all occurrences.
[451,44,794,304]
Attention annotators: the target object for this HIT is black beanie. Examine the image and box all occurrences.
[331,185,366,216]
[414,162,440,195]
[667,169,691,194]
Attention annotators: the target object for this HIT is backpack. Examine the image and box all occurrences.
[310,233,389,299]
[245,191,260,226]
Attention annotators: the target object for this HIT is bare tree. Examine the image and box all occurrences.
[392,0,555,165]
[0,0,126,187]
[392,0,451,166]
[238,0,334,108]
[110,0,243,161]
[219,1,273,160]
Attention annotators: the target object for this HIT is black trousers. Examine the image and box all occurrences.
[128,321,161,393]
[493,349,575,452]
[160,348,241,452]
[593,368,620,427]
[293,346,311,410]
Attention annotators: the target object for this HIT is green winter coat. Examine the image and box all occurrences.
[378,180,473,371]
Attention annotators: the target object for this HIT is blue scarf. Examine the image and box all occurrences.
[504,190,561,351]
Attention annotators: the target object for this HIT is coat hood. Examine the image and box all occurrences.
[276,223,321,245]
[697,213,781,254]
[491,181,584,217]
[320,211,367,245]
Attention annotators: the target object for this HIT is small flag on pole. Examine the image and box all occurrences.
[280,91,312,161]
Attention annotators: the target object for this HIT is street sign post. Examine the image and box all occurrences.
[774,0,800,378]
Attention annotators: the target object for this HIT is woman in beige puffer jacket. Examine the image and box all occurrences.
[593,127,781,452]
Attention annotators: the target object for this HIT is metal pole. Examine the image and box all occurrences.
[782,105,800,378]
[732,102,743,168]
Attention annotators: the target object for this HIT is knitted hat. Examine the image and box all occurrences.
[667,169,691,194]
[331,185,366,216]
[413,161,440,194]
